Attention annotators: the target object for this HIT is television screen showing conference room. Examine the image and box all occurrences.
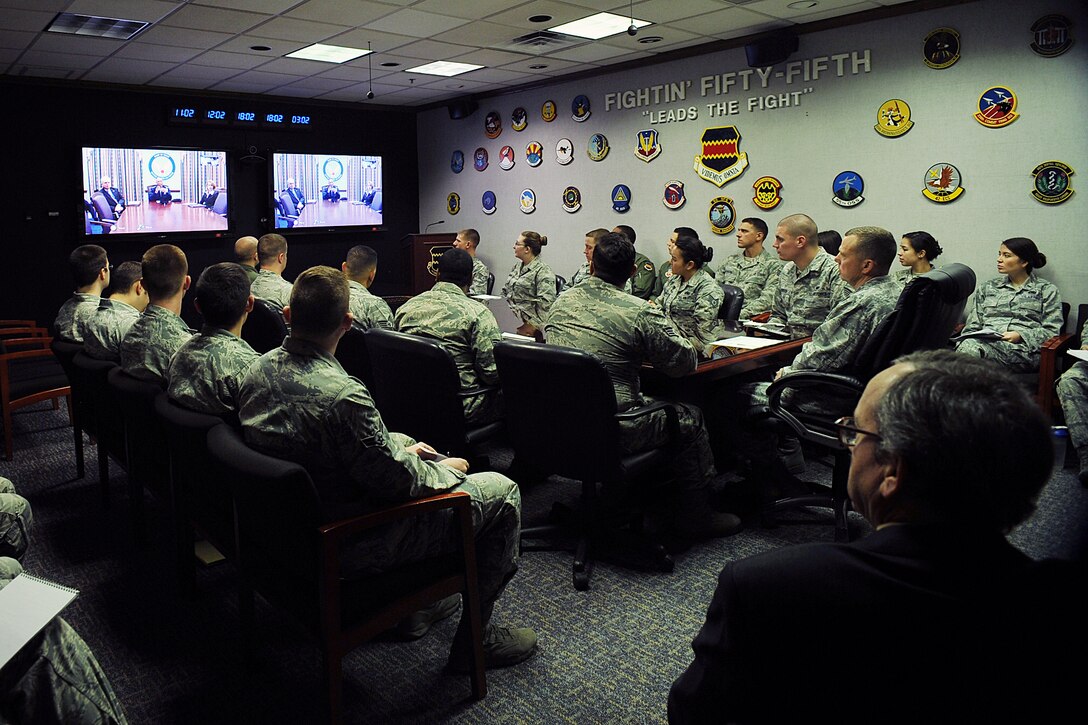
[81,146,230,237]
[271,152,384,232]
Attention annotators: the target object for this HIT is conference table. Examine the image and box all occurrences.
[112,201,228,234]
[293,199,382,228]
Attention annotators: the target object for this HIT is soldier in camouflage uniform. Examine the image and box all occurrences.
[1057,326,1088,483]
[119,245,193,387]
[453,228,491,296]
[395,249,503,423]
[955,237,1062,373]
[233,235,260,283]
[651,226,699,299]
[54,244,109,342]
[249,233,293,312]
[893,231,942,287]
[341,244,393,331]
[768,213,852,339]
[501,230,556,338]
[613,225,656,300]
[565,228,610,290]
[658,235,724,357]
[716,217,781,318]
[167,263,259,417]
[545,233,742,543]
[238,266,537,671]
[82,261,148,363]
[0,476,31,560]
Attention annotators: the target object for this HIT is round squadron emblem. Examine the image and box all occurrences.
[555,138,574,165]
[562,186,581,213]
[450,149,464,174]
[832,171,865,207]
[482,190,497,215]
[708,196,736,235]
[587,133,610,161]
[525,141,543,167]
[446,192,460,215]
[473,147,488,172]
[663,180,686,210]
[924,27,960,69]
[499,145,515,171]
[922,163,965,203]
[541,100,557,122]
[1032,161,1075,205]
[752,176,783,210]
[511,106,528,131]
[975,86,1018,128]
[875,99,914,137]
[572,94,591,122]
[484,111,502,139]
[611,184,631,213]
[1030,15,1073,57]
[520,188,536,214]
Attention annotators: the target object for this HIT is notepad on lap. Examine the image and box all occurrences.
[0,573,79,666]
[709,336,784,354]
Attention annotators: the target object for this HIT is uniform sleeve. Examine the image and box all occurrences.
[691,280,724,351]
[652,263,668,299]
[829,275,853,310]
[525,266,558,329]
[373,298,394,330]
[1018,282,1063,350]
[740,262,779,318]
[470,263,490,295]
[961,285,987,333]
[638,304,697,377]
[631,259,656,299]
[471,310,503,385]
[768,266,789,326]
[784,295,864,373]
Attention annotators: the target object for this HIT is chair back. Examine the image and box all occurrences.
[486,273,495,295]
[718,284,744,322]
[370,190,382,212]
[108,367,169,494]
[242,299,288,354]
[211,191,228,215]
[493,341,622,482]
[72,352,121,455]
[554,275,567,295]
[90,192,117,221]
[51,338,84,426]
[334,326,373,390]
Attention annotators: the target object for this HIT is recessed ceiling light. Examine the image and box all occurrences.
[528,15,552,23]
[638,36,663,44]
[380,61,400,67]
[250,45,271,51]
[286,43,370,64]
[549,12,651,40]
[787,1,819,9]
[405,60,483,77]
[529,64,548,69]
[45,12,148,40]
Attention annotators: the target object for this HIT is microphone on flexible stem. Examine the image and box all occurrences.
[424,220,445,232]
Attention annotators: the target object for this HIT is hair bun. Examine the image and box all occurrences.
[704,246,714,263]
[540,236,548,246]
[1034,253,1047,269]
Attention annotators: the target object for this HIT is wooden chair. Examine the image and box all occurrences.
[1036,302,1084,418]
[0,334,71,460]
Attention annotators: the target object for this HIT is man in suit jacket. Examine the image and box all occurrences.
[149,179,172,205]
[284,178,305,213]
[99,176,125,215]
[669,349,1081,724]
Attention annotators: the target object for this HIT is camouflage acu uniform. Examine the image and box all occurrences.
[544,276,716,494]
[119,305,193,386]
[769,249,852,338]
[955,273,1063,372]
[238,337,520,609]
[249,269,293,312]
[347,280,394,331]
[1057,327,1088,455]
[892,265,931,287]
[0,559,128,725]
[53,293,101,343]
[716,248,781,318]
[652,259,674,299]
[568,261,591,289]
[394,281,502,422]
[501,256,557,330]
[82,299,140,363]
[239,263,259,283]
[0,476,31,560]
[659,268,725,357]
[469,257,490,296]
[166,327,260,416]
[630,252,656,300]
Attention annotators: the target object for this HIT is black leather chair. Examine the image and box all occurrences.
[486,273,495,295]
[718,284,744,322]
[761,264,977,541]
[72,352,123,504]
[334,326,374,390]
[554,275,566,295]
[50,338,86,478]
[363,329,503,466]
[493,340,678,590]
[206,424,486,723]
[241,299,288,354]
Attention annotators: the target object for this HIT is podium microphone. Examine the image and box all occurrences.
[424,220,445,232]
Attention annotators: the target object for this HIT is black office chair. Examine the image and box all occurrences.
[760,264,976,541]
[486,273,495,296]
[493,341,678,590]
[334,326,374,390]
[50,338,86,478]
[206,424,486,723]
[718,284,744,322]
[363,329,503,466]
[241,299,288,354]
[554,275,567,296]
[72,352,123,504]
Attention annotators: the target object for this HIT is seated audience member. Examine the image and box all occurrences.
[566,228,610,289]
[955,236,1062,372]
[395,248,503,423]
[453,228,490,296]
[894,230,942,285]
[167,263,259,417]
[54,244,110,342]
[0,476,31,561]
[612,225,656,299]
[501,230,557,338]
[341,245,393,331]
[322,184,341,201]
[360,183,376,206]
[715,217,781,318]
[658,235,724,357]
[200,182,219,209]
[149,179,172,205]
[545,233,742,545]
[249,233,293,312]
[238,266,537,671]
[98,176,125,215]
[670,350,1081,724]
[652,227,698,299]
[1058,326,1088,483]
[233,235,259,282]
[284,178,305,213]
[82,261,148,363]
[119,244,193,386]
[817,229,842,256]
[768,213,851,338]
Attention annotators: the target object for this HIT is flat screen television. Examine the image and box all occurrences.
[81,146,230,237]
[271,152,383,232]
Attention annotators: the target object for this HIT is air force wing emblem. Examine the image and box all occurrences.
[634,129,661,162]
[922,163,965,203]
[693,126,748,187]
[555,138,574,165]
[499,145,515,170]
[1030,15,1073,57]
[484,111,502,138]
[473,147,489,172]
[587,133,609,162]
[572,95,591,122]
[511,106,528,131]
[526,142,543,167]
[924,27,960,69]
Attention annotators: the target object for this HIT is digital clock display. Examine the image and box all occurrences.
[264,113,284,123]
[235,111,257,123]
[205,109,228,124]
[168,107,198,125]
[290,115,310,125]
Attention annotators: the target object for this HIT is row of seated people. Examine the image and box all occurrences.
[277,179,383,211]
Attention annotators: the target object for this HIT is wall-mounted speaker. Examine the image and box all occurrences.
[447,99,478,120]
[745,32,799,67]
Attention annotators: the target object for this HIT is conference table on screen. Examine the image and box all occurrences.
[112,201,228,234]
[294,199,382,227]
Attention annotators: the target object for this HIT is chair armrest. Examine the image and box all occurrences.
[0,327,48,338]
[0,320,37,328]
[457,383,500,399]
[317,490,471,545]
[1037,332,1077,413]
[1,340,55,357]
[615,399,679,443]
[766,371,865,446]
[750,312,771,322]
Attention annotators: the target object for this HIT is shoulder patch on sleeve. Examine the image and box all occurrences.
[643,263,653,271]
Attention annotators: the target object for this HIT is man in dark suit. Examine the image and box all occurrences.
[99,176,125,215]
[284,178,305,213]
[669,349,1081,724]
[322,183,340,201]
[149,178,172,205]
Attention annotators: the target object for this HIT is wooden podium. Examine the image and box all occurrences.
[401,233,456,295]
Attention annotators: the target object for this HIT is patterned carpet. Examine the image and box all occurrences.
[2,402,1085,724]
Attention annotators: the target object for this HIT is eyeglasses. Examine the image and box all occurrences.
[834,416,883,448]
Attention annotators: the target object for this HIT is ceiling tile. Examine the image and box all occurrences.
[113,41,202,63]
[211,35,297,56]
[430,21,533,49]
[28,33,127,55]
[17,49,101,70]
[551,40,642,63]
[667,7,786,37]
[159,5,269,34]
[0,0,69,10]
[485,0,593,28]
[448,48,535,68]
[790,1,882,23]
[446,66,536,85]
[365,8,471,38]
[316,64,373,82]
[254,56,337,76]
[741,0,867,21]
[13,66,74,80]
[150,74,216,90]
[209,69,298,93]
[81,57,176,84]
[0,30,39,51]
[187,0,297,12]
[274,76,356,95]
[1,8,55,32]
[286,0,402,25]
[393,39,479,62]
[323,27,418,54]
[497,55,586,75]
[411,0,527,20]
[598,24,702,50]
[66,0,180,24]
[156,64,241,82]
[190,50,272,71]
[631,0,738,24]
[246,16,351,43]
[129,25,234,50]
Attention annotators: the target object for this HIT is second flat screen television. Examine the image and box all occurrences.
[271,152,383,231]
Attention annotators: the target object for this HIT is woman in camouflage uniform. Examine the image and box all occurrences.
[658,235,724,357]
[502,230,557,338]
[894,230,942,285]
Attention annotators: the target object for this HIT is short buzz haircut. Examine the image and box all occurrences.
[438,248,473,288]
[458,229,480,248]
[779,213,819,245]
[875,350,1052,532]
[289,266,349,337]
[613,225,636,245]
[107,261,142,296]
[344,245,378,279]
[141,244,188,300]
[69,244,108,287]
[673,226,699,240]
[845,226,897,276]
[257,233,287,265]
[591,233,635,287]
[741,217,768,238]
[585,228,610,244]
[234,236,258,264]
[195,263,251,328]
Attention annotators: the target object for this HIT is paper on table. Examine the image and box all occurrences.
[0,573,79,665]
[950,328,1003,343]
[709,336,783,352]
[1067,349,1088,362]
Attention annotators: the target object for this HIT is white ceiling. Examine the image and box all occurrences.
[0,0,921,107]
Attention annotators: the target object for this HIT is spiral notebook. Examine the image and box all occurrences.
[0,573,79,665]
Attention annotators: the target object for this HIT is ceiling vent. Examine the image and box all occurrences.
[507,30,579,52]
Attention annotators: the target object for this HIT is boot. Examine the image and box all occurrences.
[673,488,743,544]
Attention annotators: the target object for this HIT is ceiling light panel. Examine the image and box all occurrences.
[548,12,651,40]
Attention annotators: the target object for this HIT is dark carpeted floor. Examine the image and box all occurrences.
[2,402,1085,724]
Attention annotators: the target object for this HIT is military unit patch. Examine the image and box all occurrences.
[499,145,515,171]
[875,99,914,137]
[482,190,497,215]
[484,111,502,139]
[924,27,961,69]
[663,180,686,210]
[634,129,661,162]
[922,163,965,203]
[525,142,543,167]
[555,138,574,165]
[693,126,749,187]
[562,186,582,213]
[473,147,488,172]
[450,149,464,174]
[511,107,528,131]
[587,133,610,162]
[541,100,557,122]
[611,184,631,213]
[1030,15,1073,57]
[708,196,737,236]
[446,192,460,215]
[572,95,591,122]
[520,188,536,214]
[752,176,783,211]
[1032,161,1075,205]
[832,171,865,207]
[975,86,1018,128]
